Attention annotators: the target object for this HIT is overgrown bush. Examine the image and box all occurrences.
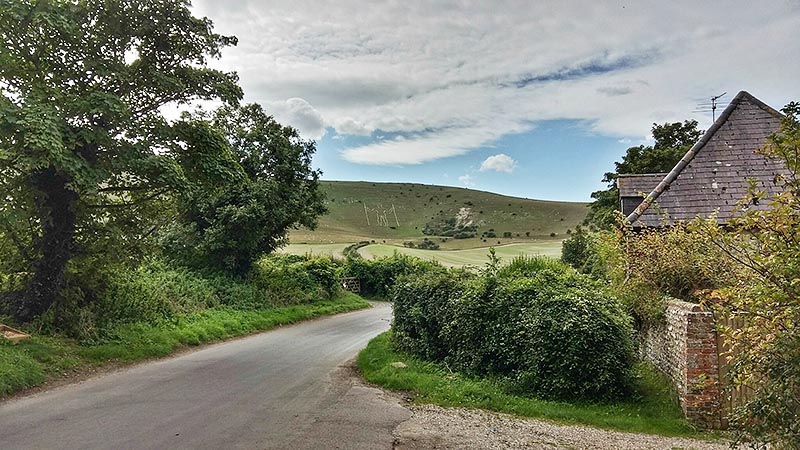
[602,222,743,329]
[563,221,742,329]
[392,266,635,402]
[498,255,572,278]
[699,103,800,448]
[342,252,444,297]
[33,254,343,340]
[561,225,604,275]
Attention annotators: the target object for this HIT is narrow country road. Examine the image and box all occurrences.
[0,302,409,450]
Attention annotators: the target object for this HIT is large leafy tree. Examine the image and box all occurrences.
[164,104,326,275]
[585,121,702,229]
[0,0,243,321]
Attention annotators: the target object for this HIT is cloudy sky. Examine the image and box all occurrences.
[192,0,800,202]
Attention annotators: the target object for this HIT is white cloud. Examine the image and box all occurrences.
[341,123,522,165]
[458,174,475,187]
[480,154,517,173]
[265,97,326,140]
[194,0,800,164]
[335,118,372,136]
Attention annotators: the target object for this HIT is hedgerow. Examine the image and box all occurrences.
[341,252,444,297]
[32,254,345,340]
[392,261,635,402]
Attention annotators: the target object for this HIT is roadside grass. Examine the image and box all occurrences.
[358,332,718,439]
[0,293,369,398]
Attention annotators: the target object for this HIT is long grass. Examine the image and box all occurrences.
[0,293,369,398]
[358,332,720,439]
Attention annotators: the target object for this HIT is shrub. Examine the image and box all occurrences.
[561,225,597,273]
[392,268,635,402]
[498,255,572,278]
[496,275,634,401]
[343,253,444,297]
[105,261,220,322]
[35,254,343,339]
[392,271,471,360]
[564,223,742,329]
[250,254,330,304]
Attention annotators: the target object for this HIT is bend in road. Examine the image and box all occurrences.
[0,302,402,450]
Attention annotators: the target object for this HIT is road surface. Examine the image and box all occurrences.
[0,302,409,450]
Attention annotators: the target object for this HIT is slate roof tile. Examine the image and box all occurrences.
[617,91,787,227]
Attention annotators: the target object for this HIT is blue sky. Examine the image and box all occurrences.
[192,0,800,202]
[315,120,625,202]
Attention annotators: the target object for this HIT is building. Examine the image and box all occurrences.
[619,91,786,228]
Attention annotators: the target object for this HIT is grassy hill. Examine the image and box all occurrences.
[289,181,588,250]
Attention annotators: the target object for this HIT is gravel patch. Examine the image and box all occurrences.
[393,403,731,450]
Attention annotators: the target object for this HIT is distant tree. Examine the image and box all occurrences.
[585,121,702,229]
[0,0,243,321]
[163,104,326,275]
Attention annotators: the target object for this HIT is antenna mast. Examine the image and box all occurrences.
[710,92,726,121]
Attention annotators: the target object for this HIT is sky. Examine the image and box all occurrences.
[191,0,800,202]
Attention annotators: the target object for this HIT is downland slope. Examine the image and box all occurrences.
[289,181,588,251]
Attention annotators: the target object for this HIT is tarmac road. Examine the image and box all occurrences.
[0,302,409,450]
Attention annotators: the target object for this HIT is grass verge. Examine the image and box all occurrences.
[1,293,369,398]
[358,331,718,439]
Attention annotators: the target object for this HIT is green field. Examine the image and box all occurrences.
[357,242,563,267]
[278,243,352,258]
[289,181,587,250]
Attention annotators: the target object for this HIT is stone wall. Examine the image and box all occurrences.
[641,299,724,429]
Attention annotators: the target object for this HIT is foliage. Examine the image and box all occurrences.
[30,254,343,340]
[696,102,800,448]
[163,104,326,274]
[0,0,244,321]
[251,254,340,304]
[358,332,701,437]
[560,225,603,275]
[392,266,635,402]
[497,254,571,278]
[565,221,742,329]
[403,239,440,250]
[585,121,702,230]
[342,252,445,297]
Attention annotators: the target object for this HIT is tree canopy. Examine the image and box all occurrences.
[584,120,702,229]
[163,104,326,274]
[0,0,324,322]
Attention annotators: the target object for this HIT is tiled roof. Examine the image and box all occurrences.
[624,91,786,227]
[618,174,668,217]
[618,174,669,197]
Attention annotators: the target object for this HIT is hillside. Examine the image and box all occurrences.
[289,181,588,250]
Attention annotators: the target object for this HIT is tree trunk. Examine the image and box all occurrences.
[13,168,77,322]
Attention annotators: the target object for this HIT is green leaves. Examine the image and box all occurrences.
[0,0,246,320]
[704,102,800,447]
[164,104,325,275]
[586,120,702,230]
[392,264,635,402]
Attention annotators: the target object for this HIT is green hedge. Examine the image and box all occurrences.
[392,264,635,402]
[342,252,444,297]
[35,254,344,340]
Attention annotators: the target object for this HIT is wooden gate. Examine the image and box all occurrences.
[340,277,361,293]
[716,314,754,428]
